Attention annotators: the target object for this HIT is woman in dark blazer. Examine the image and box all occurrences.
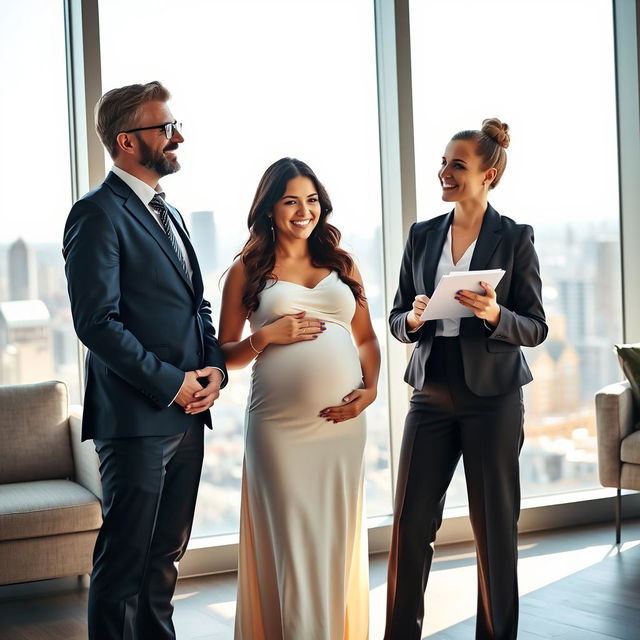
[384,119,547,640]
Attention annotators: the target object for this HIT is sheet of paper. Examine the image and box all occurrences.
[419,268,505,321]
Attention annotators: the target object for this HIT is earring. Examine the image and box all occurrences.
[269,218,275,242]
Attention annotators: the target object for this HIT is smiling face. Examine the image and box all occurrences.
[438,138,495,204]
[270,175,322,243]
[131,100,184,177]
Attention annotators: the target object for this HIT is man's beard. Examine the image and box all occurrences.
[137,137,181,176]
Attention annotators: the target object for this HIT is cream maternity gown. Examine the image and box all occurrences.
[234,270,369,640]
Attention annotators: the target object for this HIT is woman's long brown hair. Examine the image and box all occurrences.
[237,158,365,312]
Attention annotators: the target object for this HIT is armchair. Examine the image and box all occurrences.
[0,380,102,585]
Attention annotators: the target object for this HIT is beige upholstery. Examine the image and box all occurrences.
[0,381,102,585]
[620,430,640,464]
[596,381,639,485]
[0,532,98,586]
[595,380,640,542]
[0,381,74,483]
[0,480,101,541]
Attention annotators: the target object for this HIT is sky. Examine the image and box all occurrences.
[410,0,619,227]
[0,0,620,248]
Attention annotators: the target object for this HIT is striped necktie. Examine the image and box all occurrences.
[149,194,190,279]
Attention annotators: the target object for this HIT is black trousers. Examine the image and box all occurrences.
[88,423,204,640]
[384,337,524,640]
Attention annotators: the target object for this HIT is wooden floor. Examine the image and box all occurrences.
[1,519,639,639]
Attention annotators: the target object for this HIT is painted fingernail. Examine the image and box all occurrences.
[320,321,326,325]
[456,290,462,294]
[321,326,326,331]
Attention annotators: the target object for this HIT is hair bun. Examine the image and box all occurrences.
[481,118,510,149]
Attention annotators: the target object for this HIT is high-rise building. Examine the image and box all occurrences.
[557,277,596,347]
[8,238,38,301]
[525,314,581,417]
[190,211,217,277]
[0,299,54,385]
[595,237,623,384]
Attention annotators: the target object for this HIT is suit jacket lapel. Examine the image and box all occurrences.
[166,204,204,300]
[424,211,453,296]
[105,173,195,295]
[125,193,195,295]
[461,204,503,336]
[469,204,503,270]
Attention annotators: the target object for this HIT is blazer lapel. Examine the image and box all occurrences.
[166,204,204,300]
[423,211,453,296]
[469,204,502,270]
[461,204,503,336]
[125,193,195,294]
[105,173,194,295]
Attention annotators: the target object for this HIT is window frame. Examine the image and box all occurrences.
[62,0,640,575]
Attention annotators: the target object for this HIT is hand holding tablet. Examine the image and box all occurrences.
[419,268,505,322]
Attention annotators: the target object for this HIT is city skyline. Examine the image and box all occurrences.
[0,0,622,537]
[0,211,625,533]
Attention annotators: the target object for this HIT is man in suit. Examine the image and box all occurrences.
[63,81,227,640]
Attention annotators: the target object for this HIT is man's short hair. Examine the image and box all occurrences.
[95,81,170,158]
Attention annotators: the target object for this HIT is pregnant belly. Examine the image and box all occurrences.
[249,323,363,413]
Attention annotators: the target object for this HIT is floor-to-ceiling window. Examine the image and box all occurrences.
[0,0,80,402]
[98,0,393,537]
[409,0,622,506]
[0,0,633,560]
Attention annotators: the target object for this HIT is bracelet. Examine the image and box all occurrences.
[248,334,263,354]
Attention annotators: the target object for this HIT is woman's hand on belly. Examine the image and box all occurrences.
[260,311,326,346]
[318,387,377,424]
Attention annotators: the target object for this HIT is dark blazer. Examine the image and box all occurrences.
[389,204,547,396]
[63,172,227,440]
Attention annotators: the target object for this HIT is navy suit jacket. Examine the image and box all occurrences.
[63,172,227,440]
[389,204,548,396]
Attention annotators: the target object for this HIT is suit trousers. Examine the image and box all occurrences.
[88,422,204,640]
[384,337,524,640]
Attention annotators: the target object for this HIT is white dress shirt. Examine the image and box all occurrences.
[434,225,477,337]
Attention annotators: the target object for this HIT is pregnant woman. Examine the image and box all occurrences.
[219,158,380,640]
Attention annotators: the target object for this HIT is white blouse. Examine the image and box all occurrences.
[434,225,477,337]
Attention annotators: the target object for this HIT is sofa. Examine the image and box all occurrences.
[0,380,102,585]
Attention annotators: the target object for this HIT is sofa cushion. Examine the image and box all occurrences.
[615,343,640,411]
[621,429,640,465]
[0,381,74,483]
[0,479,102,542]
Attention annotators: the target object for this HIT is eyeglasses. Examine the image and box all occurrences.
[123,120,182,139]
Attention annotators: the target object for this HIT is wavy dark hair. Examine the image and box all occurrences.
[237,157,365,312]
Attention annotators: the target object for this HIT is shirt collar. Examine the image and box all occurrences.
[111,166,165,205]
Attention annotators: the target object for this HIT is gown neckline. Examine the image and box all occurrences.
[267,271,334,290]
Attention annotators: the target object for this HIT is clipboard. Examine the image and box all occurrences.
[419,268,505,321]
